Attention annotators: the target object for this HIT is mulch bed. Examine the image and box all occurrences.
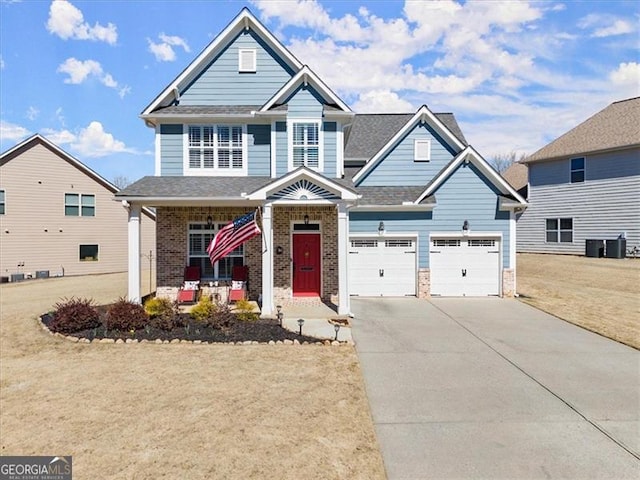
[40,312,322,344]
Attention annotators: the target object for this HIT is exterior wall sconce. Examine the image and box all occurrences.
[207,215,213,227]
[276,246,283,255]
[462,220,470,235]
[303,214,309,225]
[378,221,385,235]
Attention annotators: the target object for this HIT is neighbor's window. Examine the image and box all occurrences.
[187,125,245,172]
[546,218,573,243]
[570,157,585,183]
[65,194,95,217]
[292,122,319,168]
[188,223,244,280]
[414,139,431,161]
[0,190,5,215]
[79,244,99,261]
[238,48,256,72]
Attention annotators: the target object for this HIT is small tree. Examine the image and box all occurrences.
[112,175,132,189]
[489,151,528,173]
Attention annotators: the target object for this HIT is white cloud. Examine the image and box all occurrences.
[25,106,39,121]
[46,0,117,44]
[42,121,134,158]
[57,58,130,97]
[609,62,640,97]
[0,121,30,143]
[352,90,415,113]
[147,33,191,62]
[593,20,634,38]
[578,13,635,38]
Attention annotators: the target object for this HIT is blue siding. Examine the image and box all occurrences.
[180,29,295,106]
[350,163,511,269]
[324,122,337,178]
[160,124,183,176]
[286,85,324,118]
[247,124,270,176]
[275,122,287,176]
[357,123,457,186]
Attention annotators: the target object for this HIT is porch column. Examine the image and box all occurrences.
[337,202,350,315]
[261,203,274,315]
[127,202,142,303]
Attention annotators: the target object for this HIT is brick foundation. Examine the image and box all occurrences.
[502,268,515,297]
[418,268,430,298]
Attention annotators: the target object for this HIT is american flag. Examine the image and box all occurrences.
[207,210,261,265]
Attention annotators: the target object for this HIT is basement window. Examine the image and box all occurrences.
[79,244,99,261]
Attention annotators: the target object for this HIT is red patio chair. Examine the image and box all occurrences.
[228,265,248,302]
[177,266,201,304]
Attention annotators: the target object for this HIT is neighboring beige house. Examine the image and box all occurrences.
[0,134,156,283]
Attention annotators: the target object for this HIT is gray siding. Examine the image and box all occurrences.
[160,124,183,176]
[324,122,337,178]
[247,124,271,176]
[518,149,640,254]
[357,123,457,186]
[350,163,511,268]
[275,122,287,177]
[180,30,294,106]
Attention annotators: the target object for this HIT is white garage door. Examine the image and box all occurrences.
[349,238,416,296]
[430,237,500,296]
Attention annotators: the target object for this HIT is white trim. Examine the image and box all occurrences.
[351,204,435,212]
[128,204,142,303]
[260,65,351,113]
[290,220,323,298]
[238,48,256,72]
[352,105,466,185]
[336,122,344,179]
[414,146,528,205]
[337,203,350,314]
[261,203,273,315]
[142,8,303,116]
[510,210,517,293]
[182,124,248,176]
[288,118,324,173]
[270,121,277,178]
[154,124,161,176]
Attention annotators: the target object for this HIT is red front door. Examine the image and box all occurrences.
[292,233,321,296]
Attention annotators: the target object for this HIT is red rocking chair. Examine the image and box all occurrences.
[228,265,248,302]
[177,266,201,304]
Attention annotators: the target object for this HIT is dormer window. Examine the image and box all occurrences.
[414,139,431,161]
[238,49,256,72]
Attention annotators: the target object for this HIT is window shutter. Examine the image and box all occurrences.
[238,49,256,72]
[414,139,431,161]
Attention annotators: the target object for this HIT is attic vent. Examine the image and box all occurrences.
[414,139,431,162]
[238,49,256,73]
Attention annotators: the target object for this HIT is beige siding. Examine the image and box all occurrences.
[0,143,155,279]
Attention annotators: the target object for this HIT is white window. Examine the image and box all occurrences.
[546,218,573,243]
[290,121,322,170]
[238,49,256,72]
[414,139,431,161]
[185,125,247,175]
[65,193,95,217]
[188,223,244,280]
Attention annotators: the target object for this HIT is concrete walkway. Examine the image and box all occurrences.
[351,297,640,479]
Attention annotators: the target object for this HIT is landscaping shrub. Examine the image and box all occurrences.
[210,301,235,330]
[49,297,100,334]
[104,298,148,332]
[190,296,216,323]
[235,299,259,322]
[144,296,174,318]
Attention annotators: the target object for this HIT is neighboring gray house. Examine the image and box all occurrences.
[517,97,639,254]
[116,8,527,313]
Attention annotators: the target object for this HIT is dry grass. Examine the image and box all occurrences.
[517,253,640,349]
[0,274,385,480]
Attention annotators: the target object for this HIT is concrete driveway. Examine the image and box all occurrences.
[351,297,640,479]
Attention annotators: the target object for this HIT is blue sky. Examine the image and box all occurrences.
[1,0,638,183]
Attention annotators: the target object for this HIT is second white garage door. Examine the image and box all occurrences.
[348,238,416,296]
[430,237,500,296]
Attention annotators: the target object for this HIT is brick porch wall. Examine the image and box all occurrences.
[502,268,515,297]
[156,207,262,300]
[272,205,338,305]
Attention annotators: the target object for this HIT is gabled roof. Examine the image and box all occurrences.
[141,8,303,117]
[344,113,467,162]
[246,166,359,201]
[524,97,640,163]
[1,134,156,220]
[415,146,527,207]
[501,162,528,191]
[352,105,468,185]
[259,65,352,114]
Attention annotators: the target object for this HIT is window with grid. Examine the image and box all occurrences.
[546,218,573,243]
[292,122,319,168]
[188,223,244,280]
[65,193,95,217]
[0,190,5,215]
[188,125,243,171]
